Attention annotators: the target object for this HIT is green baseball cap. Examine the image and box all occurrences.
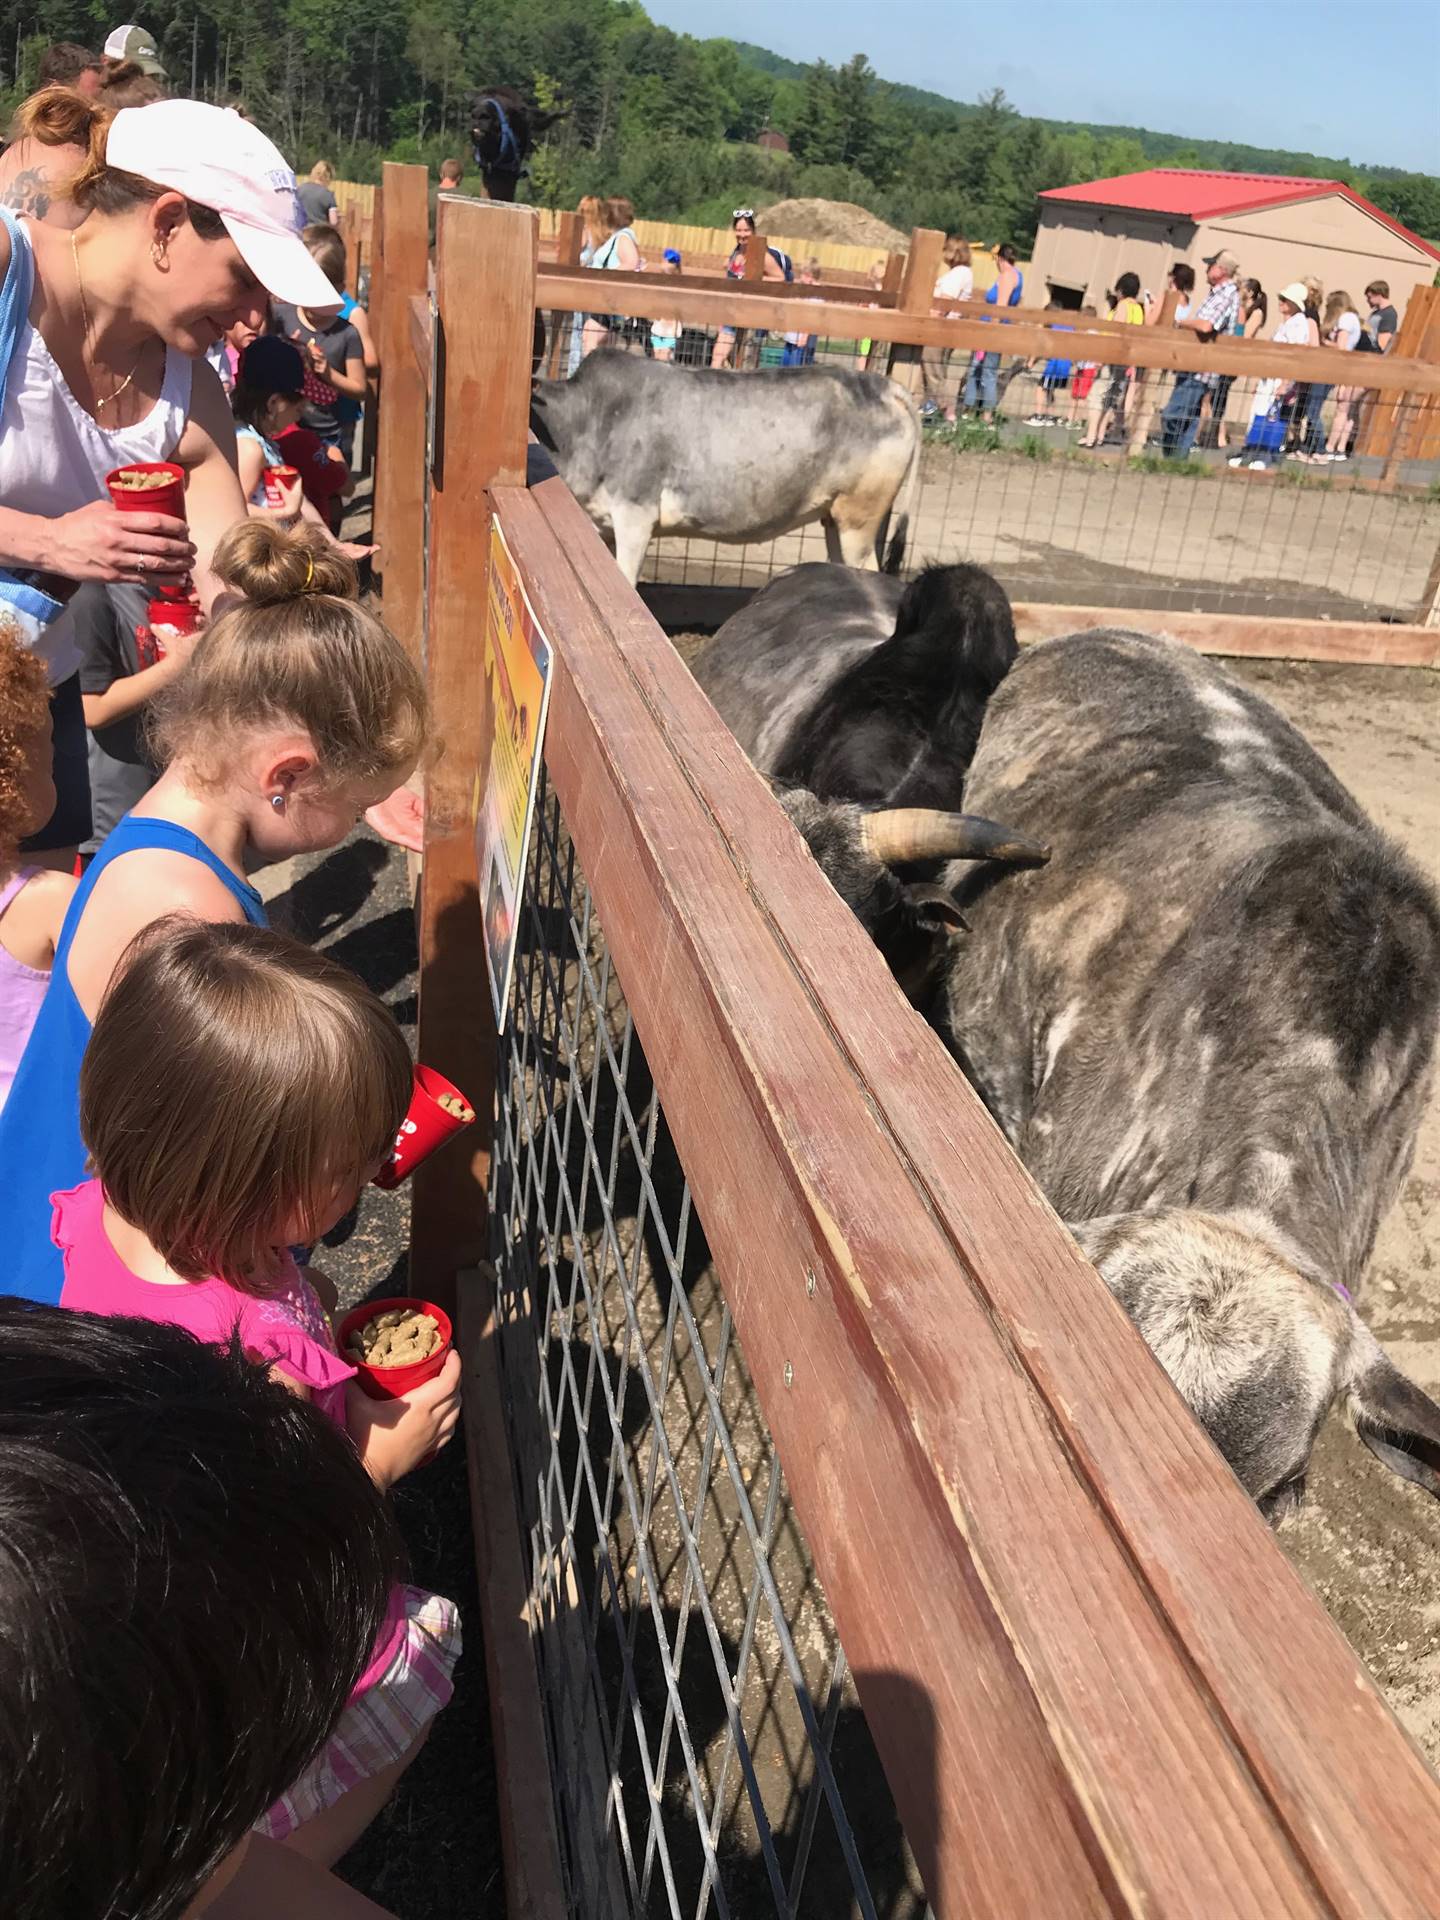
[103,25,167,77]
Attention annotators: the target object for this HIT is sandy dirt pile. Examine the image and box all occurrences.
[758,198,907,252]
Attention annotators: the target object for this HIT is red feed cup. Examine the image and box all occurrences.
[372,1064,475,1190]
[145,596,202,661]
[106,460,187,524]
[338,1296,454,1402]
[263,463,300,508]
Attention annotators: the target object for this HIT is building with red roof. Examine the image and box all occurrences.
[1028,169,1438,319]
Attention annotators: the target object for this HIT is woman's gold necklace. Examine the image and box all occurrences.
[71,231,146,417]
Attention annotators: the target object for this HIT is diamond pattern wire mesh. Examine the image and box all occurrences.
[488,768,931,1920]
[539,312,1440,624]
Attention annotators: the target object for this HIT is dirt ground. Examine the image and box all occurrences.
[1226,658,1440,1761]
[642,444,1440,624]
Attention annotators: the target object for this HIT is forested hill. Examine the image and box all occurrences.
[726,40,1422,185]
[0,0,1434,245]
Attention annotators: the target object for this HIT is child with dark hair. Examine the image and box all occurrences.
[232,334,356,538]
[0,1300,405,1918]
[0,616,73,1104]
[52,913,462,1862]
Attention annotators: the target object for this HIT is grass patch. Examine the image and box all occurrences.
[1271,466,1335,491]
[928,418,1003,454]
[1015,434,1053,462]
[1126,452,1212,478]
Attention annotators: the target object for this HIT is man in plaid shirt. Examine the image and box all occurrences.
[1161,250,1242,458]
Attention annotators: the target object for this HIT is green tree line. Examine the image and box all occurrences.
[0,0,1435,245]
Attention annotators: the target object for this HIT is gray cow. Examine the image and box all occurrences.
[530,351,921,585]
[697,569,1440,1516]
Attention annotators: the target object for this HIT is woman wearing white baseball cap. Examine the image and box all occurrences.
[0,87,344,860]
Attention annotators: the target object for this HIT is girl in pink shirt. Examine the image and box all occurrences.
[52,913,462,1866]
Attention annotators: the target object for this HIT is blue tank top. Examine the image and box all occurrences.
[0,815,265,1303]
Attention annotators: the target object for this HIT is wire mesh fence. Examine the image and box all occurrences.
[488,766,932,1920]
[537,310,1440,624]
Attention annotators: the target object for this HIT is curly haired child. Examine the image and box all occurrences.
[0,614,76,1106]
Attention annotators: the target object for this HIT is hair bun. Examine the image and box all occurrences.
[211,520,357,606]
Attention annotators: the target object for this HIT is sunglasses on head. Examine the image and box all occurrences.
[732,208,755,223]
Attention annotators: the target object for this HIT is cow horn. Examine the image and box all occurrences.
[860,809,1050,866]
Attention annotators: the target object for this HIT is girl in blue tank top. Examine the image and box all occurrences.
[0,520,428,1302]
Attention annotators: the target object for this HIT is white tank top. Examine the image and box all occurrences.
[0,218,193,680]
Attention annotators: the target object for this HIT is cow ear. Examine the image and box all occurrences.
[903,883,968,936]
[1348,1338,1440,1498]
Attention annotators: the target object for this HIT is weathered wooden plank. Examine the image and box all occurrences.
[411,198,536,1303]
[527,469,1440,1919]
[407,294,430,381]
[1012,602,1440,666]
[372,162,429,665]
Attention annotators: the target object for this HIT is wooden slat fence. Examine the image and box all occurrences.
[369,166,1440,1916]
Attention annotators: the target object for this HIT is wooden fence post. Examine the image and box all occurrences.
[359,187,381,483]
[341,206,361,303]
[545,211,582,378]
[411,197,537,1303]
[372,162,430,666]
[555,208,583,266]
[886,226,944,394]
[880,249,904,305]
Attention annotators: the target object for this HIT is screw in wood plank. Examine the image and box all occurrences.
[783,1360,794,1387]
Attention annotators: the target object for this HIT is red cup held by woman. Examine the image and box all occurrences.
[263,463,300,508]
[372,1065,476,1190]
[337,1297,454,1402]
[106,460,187,524]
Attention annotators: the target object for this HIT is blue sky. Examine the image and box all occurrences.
[648,0,1440,174]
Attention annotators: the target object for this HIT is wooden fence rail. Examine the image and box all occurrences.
[535,266,1440,395]
[374,182,1440,1916]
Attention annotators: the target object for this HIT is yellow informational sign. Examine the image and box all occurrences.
[477,519,553,1023]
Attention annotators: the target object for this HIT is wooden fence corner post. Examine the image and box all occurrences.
[373,162,431,663]
[897,228,945,315]
[411,196,537,1306]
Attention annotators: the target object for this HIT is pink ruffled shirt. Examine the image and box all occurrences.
[51,1178,404,1688]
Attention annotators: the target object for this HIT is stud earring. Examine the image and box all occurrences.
[270,793,285,811]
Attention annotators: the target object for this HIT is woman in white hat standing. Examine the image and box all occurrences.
[0,89,347,863]
[1231,281,1311,471]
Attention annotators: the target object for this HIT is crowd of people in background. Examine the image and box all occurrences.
[915,234,1399,466]
[0,32,457,1920]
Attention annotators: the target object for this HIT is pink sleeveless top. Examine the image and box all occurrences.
[0,866,49,1112]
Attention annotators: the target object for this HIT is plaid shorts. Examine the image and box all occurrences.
[256,1585,461,1840]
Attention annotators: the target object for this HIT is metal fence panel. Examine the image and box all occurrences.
[490,770,931,1919]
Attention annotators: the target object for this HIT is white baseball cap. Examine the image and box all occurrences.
[105,101,341,308]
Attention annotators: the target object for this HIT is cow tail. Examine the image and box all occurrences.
[882,394,923,576]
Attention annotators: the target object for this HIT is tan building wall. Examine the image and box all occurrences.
[1203,197,1436,314]
[1027,191,1436,320]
